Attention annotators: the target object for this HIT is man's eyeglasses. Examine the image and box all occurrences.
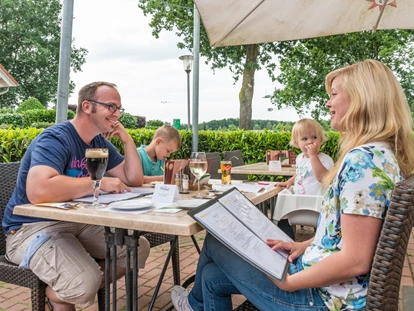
[87,99,125,113]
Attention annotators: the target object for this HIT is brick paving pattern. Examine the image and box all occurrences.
[1,228,413,310]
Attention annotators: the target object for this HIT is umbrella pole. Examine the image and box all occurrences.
[373,0,389,32]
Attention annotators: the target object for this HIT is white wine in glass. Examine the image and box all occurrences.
[189,152,207,198]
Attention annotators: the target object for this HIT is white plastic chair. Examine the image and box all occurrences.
[273,189,323,228]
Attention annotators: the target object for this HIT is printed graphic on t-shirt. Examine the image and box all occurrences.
[66,156,88,177]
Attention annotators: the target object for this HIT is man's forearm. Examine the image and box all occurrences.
[122,136,144,186]
[27,175,93,204]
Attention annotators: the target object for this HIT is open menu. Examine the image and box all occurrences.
[188,188,293,283]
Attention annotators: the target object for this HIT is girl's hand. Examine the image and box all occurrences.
[275,181,293,189]
[305,143,319,157]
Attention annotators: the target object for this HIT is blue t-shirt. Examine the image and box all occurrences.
[2,121,124,234]
[137,145,164,176]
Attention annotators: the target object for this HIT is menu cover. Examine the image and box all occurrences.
[164,159,190,185]
[266,150,296,166]
[188,188,292,283]
[164,158,213,188]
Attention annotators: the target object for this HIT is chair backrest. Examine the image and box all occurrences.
[0,162,20,256]
[223,150,245,167]
[284,210,320,227]
[366,174,414,310]
[273,191,323,227]
[205,152,221,179]
[223,150,249,180]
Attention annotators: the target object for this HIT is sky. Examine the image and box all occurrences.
[68,0,303,124]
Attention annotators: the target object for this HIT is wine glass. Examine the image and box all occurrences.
[189,152,208,199]
[85,148,109,208]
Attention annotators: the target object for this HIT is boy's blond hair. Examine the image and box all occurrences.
[289,118,327,147]
[153,125,182,148]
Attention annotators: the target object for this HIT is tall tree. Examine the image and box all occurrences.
[0,0,87,108]
[139,1,414,127]
[273,31,414,119]
[138,0,281,130]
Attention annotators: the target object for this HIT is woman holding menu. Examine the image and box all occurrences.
[171,59,414,311]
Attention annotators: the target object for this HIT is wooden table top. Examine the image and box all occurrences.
[13,186,282,237]
[229,162,296,176]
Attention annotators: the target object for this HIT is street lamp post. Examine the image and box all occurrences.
[179,55,194,129]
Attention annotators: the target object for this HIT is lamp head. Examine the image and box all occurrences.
[179,55,194,73]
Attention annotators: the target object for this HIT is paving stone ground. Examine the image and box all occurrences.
[1,227,413,310]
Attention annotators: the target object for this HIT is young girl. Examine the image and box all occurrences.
[277,118,334,195]
[171,59,414,311]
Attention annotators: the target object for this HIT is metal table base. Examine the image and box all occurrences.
[104,227,180,311]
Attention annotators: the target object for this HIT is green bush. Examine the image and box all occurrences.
[30,122,54,129]
[16,98,45,112]
[119,112,137,129]
[0,128,341,168]
[22,109,75,126]
[0,108,14,114]
[146,119,164,127]
[0,127,43,162]
[0,113,26,128]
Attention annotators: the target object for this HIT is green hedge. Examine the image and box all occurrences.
[0,110,75,128]
[0,128,340,168]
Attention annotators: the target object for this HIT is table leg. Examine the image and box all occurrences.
[104,227,114,311]
[122,230,140,311]
[190,235,201,254]
[148,236,179,311]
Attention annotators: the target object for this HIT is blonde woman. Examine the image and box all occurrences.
[171,59,414,311]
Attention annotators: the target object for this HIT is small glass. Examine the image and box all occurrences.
[85,148,108,208]
[189,152,207,198]
[220,160,232,184]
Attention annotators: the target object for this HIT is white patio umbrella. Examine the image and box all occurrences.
[194,0,414,48]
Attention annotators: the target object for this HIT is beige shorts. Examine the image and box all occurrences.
[6,221,150,307]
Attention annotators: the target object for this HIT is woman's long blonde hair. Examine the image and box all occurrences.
[322,59,414,187]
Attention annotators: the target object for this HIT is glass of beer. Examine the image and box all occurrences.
[189,152,207,198]
[85,148,109,208]
[220,160,232,184]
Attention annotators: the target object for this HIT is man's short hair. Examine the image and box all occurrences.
[77,82,117,114]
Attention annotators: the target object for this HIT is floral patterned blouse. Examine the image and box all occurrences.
[302,142,402,310]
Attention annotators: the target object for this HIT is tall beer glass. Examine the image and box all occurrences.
[85,148,108,208]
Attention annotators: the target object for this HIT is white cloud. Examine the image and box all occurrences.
[68,0,301,124]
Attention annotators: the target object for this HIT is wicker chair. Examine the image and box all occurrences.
[234,174,414,311]
[0,162,47,310]
[0,162,106,310]
[366,174,414,310]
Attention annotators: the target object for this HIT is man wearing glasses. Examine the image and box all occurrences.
[3,82,150,311]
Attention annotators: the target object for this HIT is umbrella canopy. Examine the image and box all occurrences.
[194,0,414,48]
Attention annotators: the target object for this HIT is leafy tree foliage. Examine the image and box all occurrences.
[138,1,414,129]
[16,97,45,112]
[138,0,281,130]
[0,0,87,108]
[119,112,138,129]
[146,119,165,127]
[273,31,414,118]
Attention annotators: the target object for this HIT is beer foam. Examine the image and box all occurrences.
[86,149,108,158]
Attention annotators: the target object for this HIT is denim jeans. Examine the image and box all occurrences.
[187,234,328,311]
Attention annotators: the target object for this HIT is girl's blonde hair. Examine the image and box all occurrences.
[290,118,327,147]
[323,59,414,187]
